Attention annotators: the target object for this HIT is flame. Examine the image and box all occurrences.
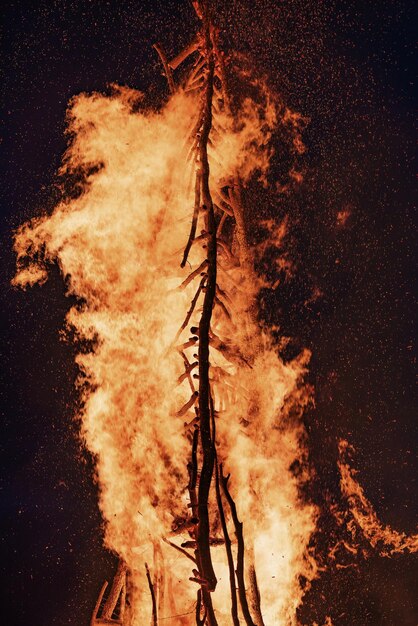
[338,440,418,557]
[13,35,318,626]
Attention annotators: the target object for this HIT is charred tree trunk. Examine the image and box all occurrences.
[195,10,218,598]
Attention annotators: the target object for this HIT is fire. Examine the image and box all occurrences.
[338,440,418,557]
[13,6,319,625]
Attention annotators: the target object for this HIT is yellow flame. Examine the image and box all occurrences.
[338,440,418,557]
[14,82,318,624]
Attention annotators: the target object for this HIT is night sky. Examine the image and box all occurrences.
[1,1,417,625]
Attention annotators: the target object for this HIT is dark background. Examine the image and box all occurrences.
[1,1,416,625]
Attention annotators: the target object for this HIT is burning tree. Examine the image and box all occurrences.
[14,3,318,625]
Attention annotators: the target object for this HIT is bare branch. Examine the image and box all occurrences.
[179,259,208,290]
[215,461,240,626]
[153,43,175,94]
[220,465,256,626]
[181,170,202,268]
[144,563,158,626]
[176,391,199,417]
[162,537,197,564]
[168,33,200,70]
[174,276,206,344]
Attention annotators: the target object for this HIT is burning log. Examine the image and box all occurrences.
[91,561,127,626]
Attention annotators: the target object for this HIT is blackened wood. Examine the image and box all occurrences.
[179,259,208,290]
[196,12,218,597]
[181,170,201,268]
[153,43,175,94]
[145,563,158,626]
[174,276,206,344]
[162,537,196,564]
[215,461,240,626]
[220,466,256,626]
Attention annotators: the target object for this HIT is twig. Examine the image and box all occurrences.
[181,170,202,268]
[162,538,196,564]
[216,212,228,237]
[214,295,232,320]
[174,276,206,345]
[176,391,199,417]
[220,465,256,626]
[145,563,158,626]
[175,337,198,352]
[179,259,208,290]
[178,359,198,388]
[186,56,206,88]
[215,460,240,625]
[153,43,175,94]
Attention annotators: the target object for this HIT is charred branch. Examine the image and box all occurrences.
[176,391,199,417]
[145,563,158,626]
[195,12,218,599]
[220,466,256,626]
[178,360,199,385]
[174,277,206,343]
[179,260,208,290]
[162,537,196,564]
[153,43,175,93]
[181,170,202,268]
[215,461,240,626]
[168,33,201,70]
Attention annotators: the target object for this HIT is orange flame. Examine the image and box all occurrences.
[338,440,418,557]
[13,46,318,626]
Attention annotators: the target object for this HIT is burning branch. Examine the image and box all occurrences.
[91,560,127,626]
[153,43,175,94]
[215,461,240,626]
[194,7,218,600]
[145,563,158,626]
[220,466,257,626]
